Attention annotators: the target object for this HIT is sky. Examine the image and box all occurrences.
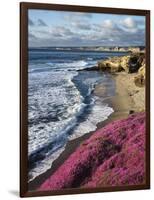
[28,9,145,47]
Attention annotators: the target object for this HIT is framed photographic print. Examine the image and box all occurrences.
[20,2,150,197]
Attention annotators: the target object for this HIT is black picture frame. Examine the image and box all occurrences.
[20,2,150,197]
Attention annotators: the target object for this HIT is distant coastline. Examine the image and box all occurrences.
[29,46,145,53]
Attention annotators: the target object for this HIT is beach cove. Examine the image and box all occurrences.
[28,51,146,191]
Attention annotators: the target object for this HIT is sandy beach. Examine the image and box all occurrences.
[113,72,145,112]
[28,53,146,191]
[95,71,145,121]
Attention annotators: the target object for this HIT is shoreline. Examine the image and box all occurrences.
[28,72,134,191]
[29,52,145,190]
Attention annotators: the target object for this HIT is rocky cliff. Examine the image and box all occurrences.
[97,53,146,87]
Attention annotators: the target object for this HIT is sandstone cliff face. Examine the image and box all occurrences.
[134,65,145,87]
[98,53,146,87]
[98,58,125,73]
[98,53,145,73]
[38,112,145,191]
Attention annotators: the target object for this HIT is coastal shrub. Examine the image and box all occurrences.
[38,112,145,190]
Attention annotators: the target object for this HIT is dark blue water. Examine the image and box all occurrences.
[28,48,128,180]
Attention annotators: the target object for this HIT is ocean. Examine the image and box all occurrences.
[28,48,128,181]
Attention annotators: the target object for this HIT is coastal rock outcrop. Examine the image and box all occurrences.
[128,53,145,73]
[97,53,146,89]
[38,112,145,191]
[97,53,145,74]
[98,59,124,73]
[134,65,145,87]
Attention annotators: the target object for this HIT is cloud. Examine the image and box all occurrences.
[29,18,35,26]
[103,19,115,29]
[78,18,145,46]
[28,16,145,47]
[28,18,48,27]
[121,17,137,29]
[37,19,48,26]
[29,26,145,47]
[72,21,92,30]
[28,33,38,45]
[76,23,91,30]
[29,33,37,39]
[51,26,75,37]
[93,20,119,33]
[120,17,139,29]
[63,12,93,27]
[119,17,145,34]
